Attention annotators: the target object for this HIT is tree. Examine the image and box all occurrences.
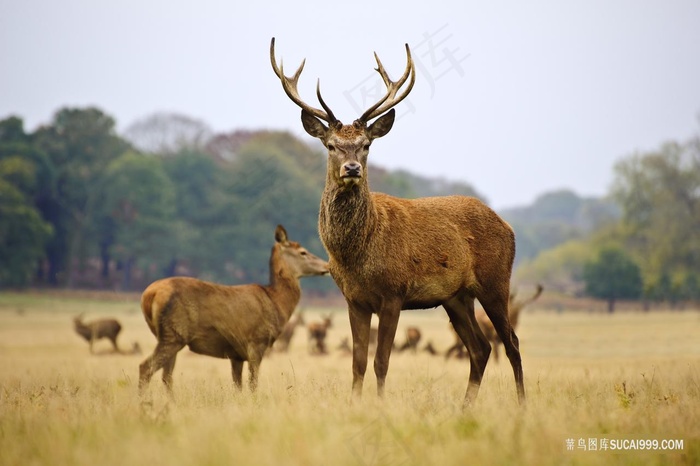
[97,151,178,290]
[583,247,642,312]
[0,162,52,287]
[123,112,213,154]
[33,107,130,286]
[611,139,700,303]
[0,117,53,287]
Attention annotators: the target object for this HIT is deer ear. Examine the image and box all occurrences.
[367,109,395,140]
[301,110,328,139]
[275,225,288,244]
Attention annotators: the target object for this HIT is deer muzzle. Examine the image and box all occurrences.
[340,162,363,184]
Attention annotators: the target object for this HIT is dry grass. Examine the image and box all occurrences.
[1,291,699,466]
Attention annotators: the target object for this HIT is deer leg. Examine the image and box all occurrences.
[444,296,491,407]
[480,294,525,405]
[247,346,266,392]
[161,355,178,391]
[348,305,372,400]
[110,336,120,354]
[374,303,400,398]
[138,342,184,395]
[230,358,244,391]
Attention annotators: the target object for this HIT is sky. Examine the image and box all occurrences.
[2,0,699,210]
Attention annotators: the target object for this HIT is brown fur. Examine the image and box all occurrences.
[138,225,328,394]
[73,315,122,354]
[272,41,525,406]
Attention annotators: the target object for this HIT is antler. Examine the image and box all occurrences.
[357,43,416,123]
[270,38,338,124]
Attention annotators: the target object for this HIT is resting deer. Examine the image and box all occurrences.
[138,225,328,394]
[273,311,305,352]
[73,314,122,354]
[307,313,333,354]
[397,326,422,353]
[271,38,525,406]
[446,284,544,362]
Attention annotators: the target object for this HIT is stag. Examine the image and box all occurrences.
[73,314,122,354]
[307,314,333,354]
[138,225,328,394]
[271,38,525,405]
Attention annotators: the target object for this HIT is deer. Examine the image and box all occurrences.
[273,310,305,352]
[271,38,525,406]
[73,314,122,354]
[396,326,422,353]
[446,284,544,362]
[138,225,329,394]
[307,313,333,354]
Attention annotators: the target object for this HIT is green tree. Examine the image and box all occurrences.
[97,151,177,290]
[583,247,643,312]
[0,117,53,287]
[611,139,700,303]
[33,107,130,286]
[0,161,53,287]
[160,148,226,276]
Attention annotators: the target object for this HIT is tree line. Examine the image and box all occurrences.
[0,107,480,293]
[2,106,698,310]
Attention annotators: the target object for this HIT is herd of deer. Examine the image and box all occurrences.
[74,38,538,408]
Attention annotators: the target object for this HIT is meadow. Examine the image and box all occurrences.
[0,291,698,466]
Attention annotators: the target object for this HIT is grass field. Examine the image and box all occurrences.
[1,291,699,466]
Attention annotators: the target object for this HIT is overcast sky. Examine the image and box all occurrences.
[2,0,699,209]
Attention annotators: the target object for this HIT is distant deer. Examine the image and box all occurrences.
[271,38,525,406]
[397,326,422,353]
[273,311,305,352]
[478,284,543,362]
[446,284,543,362]
[423,341,438,356]
[307,314,333,354]
[138,225,328,394]
[73,314,122,354]
[337,336,352,356]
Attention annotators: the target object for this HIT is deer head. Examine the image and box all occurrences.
[273,224,329,279]
[270,38,415,189]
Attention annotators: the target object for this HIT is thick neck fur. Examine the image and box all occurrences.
[319,178,377,268]
[266,247,301,320]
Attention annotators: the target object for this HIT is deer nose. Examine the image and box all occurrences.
[343,162,362,177]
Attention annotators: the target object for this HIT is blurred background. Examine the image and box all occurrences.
[1,1,698,310]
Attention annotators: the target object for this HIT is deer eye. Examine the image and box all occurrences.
[363,144,370,151]
[300,250,308,256]
[327,144,336,151]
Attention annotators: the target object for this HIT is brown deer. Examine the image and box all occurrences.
[446,284,544,362]
[138,225,328,394]
[307,313,333,354]
[271,38,525,406]
[397,326,422,353]
[273,310,305,352]
[73,314,122,354]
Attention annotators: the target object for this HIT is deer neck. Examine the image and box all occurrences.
[319,180,377,266]
[266,252,302,321]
